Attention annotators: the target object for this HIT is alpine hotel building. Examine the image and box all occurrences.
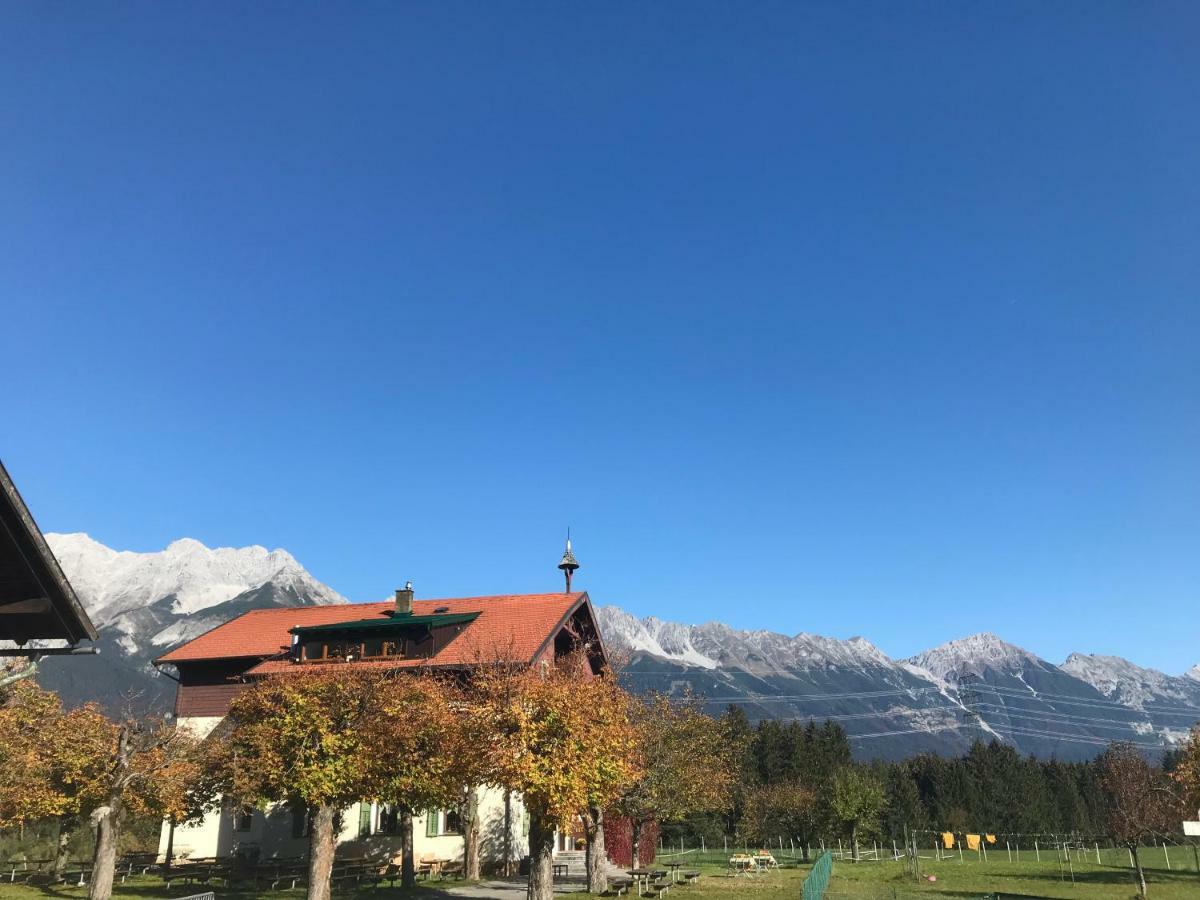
[152,544,606,869]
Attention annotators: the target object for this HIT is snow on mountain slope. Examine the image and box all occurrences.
[907,633,1042,683]
[595,607,894,674]
[596,607,719,668]
[1188,665,1200,682]
[47,532,347,626]
[35,534,348,714]
[1063,653,1200,711]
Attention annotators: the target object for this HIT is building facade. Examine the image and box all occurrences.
[153,588,605,869]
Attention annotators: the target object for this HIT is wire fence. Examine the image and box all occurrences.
[801,851,832,900]
[653,834,1200,874]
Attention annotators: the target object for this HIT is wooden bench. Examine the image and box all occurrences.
[645,879,672,898]
[608,877,633,896]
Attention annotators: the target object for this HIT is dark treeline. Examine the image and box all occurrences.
[660,707,1179,850]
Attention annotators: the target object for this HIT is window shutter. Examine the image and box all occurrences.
[359,803,372,838]
[426,810,440,837]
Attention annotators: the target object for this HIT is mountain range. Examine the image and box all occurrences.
[27,534,1200,762]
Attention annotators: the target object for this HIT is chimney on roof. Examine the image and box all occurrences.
[395,581,414,615]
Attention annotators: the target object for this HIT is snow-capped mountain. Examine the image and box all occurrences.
[1061,653,1200,712]
[50,533,346,624]
[35,534,347,711]
[1187,665,1200,683]
[597,606,981,761]
[595,608,1200,762]
[28,533,1200,759]
[907,633,1041,683]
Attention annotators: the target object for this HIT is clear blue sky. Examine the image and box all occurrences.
[2,3,1197,672]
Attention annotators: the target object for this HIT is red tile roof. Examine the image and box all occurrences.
[154,593,589,671]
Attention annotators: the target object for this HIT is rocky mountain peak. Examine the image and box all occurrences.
[45,532,347,626]
[907,632,1041,682]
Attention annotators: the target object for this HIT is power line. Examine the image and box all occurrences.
[973,703,1183,731]
[985,722,1166,749]
[974,682,1200,716]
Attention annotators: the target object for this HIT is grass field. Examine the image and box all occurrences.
[1,848,1198,900]
[654,846,1200,900]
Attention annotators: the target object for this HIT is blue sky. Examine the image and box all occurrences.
[2,3,1197,672]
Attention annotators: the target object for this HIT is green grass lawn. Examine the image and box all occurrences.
[656,847,1200,900]
[1,849,1197,900]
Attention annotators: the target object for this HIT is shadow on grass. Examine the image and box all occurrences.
[983,864,1200,890]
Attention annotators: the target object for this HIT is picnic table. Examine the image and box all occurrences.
[752,851,778,870]
[664,862,683,883]
[727,855,756,876]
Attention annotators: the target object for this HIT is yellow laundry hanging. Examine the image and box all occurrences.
[985,834,996,845]
[941,832,955,849]
[966,834,981,852]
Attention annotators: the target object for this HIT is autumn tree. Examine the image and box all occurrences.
[738,780,818,856]
[831,766,886,861]
[474,656,639,900]
[1173,726,1200,817]
[1098,742,1181,898]
[371,673,469,889]
[0,682,115,878]
[0,681,202,900]
[220,668,391,900]
[611,694,737,875]
[87,715,201,900]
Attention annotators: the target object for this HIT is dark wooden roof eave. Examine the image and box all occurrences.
[532,591,609,671]
[0,459,98,645]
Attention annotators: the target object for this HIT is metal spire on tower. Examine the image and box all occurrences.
[557,530,580,593]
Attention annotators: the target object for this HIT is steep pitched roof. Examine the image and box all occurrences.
[155,592,591,671]
[0,459,97,645]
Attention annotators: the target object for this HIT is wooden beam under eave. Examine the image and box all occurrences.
[0,596,51,614]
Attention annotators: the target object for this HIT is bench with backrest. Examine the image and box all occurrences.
[258,858,308,891]
[119,852,159,882]
[7,859,52,884]
[332,859,382,890]
[163,859,235,890]
[60,862,93,887]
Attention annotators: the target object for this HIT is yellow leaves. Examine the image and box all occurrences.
[222,668,468,815]
[0,681,198,829]
[1173,725,1200,813]
[612,693,736,828]
[471,656,640,828]
[0,681,116,827]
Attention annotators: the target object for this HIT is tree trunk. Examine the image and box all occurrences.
[527,805,556,900]
[1130,844,1147,898]
[88,800,123,900]
[163,819,175,876]
[53,816,76,880]
[851,824,859,862]
[400,807,416,889]
[585,805,608,894]
[306,804,337,900]
[502,790,513,876]
[462,787,481,880]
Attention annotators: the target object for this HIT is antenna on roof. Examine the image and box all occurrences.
[557,529,580,593]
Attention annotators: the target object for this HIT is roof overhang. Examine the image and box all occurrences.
[0,460,97,646]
